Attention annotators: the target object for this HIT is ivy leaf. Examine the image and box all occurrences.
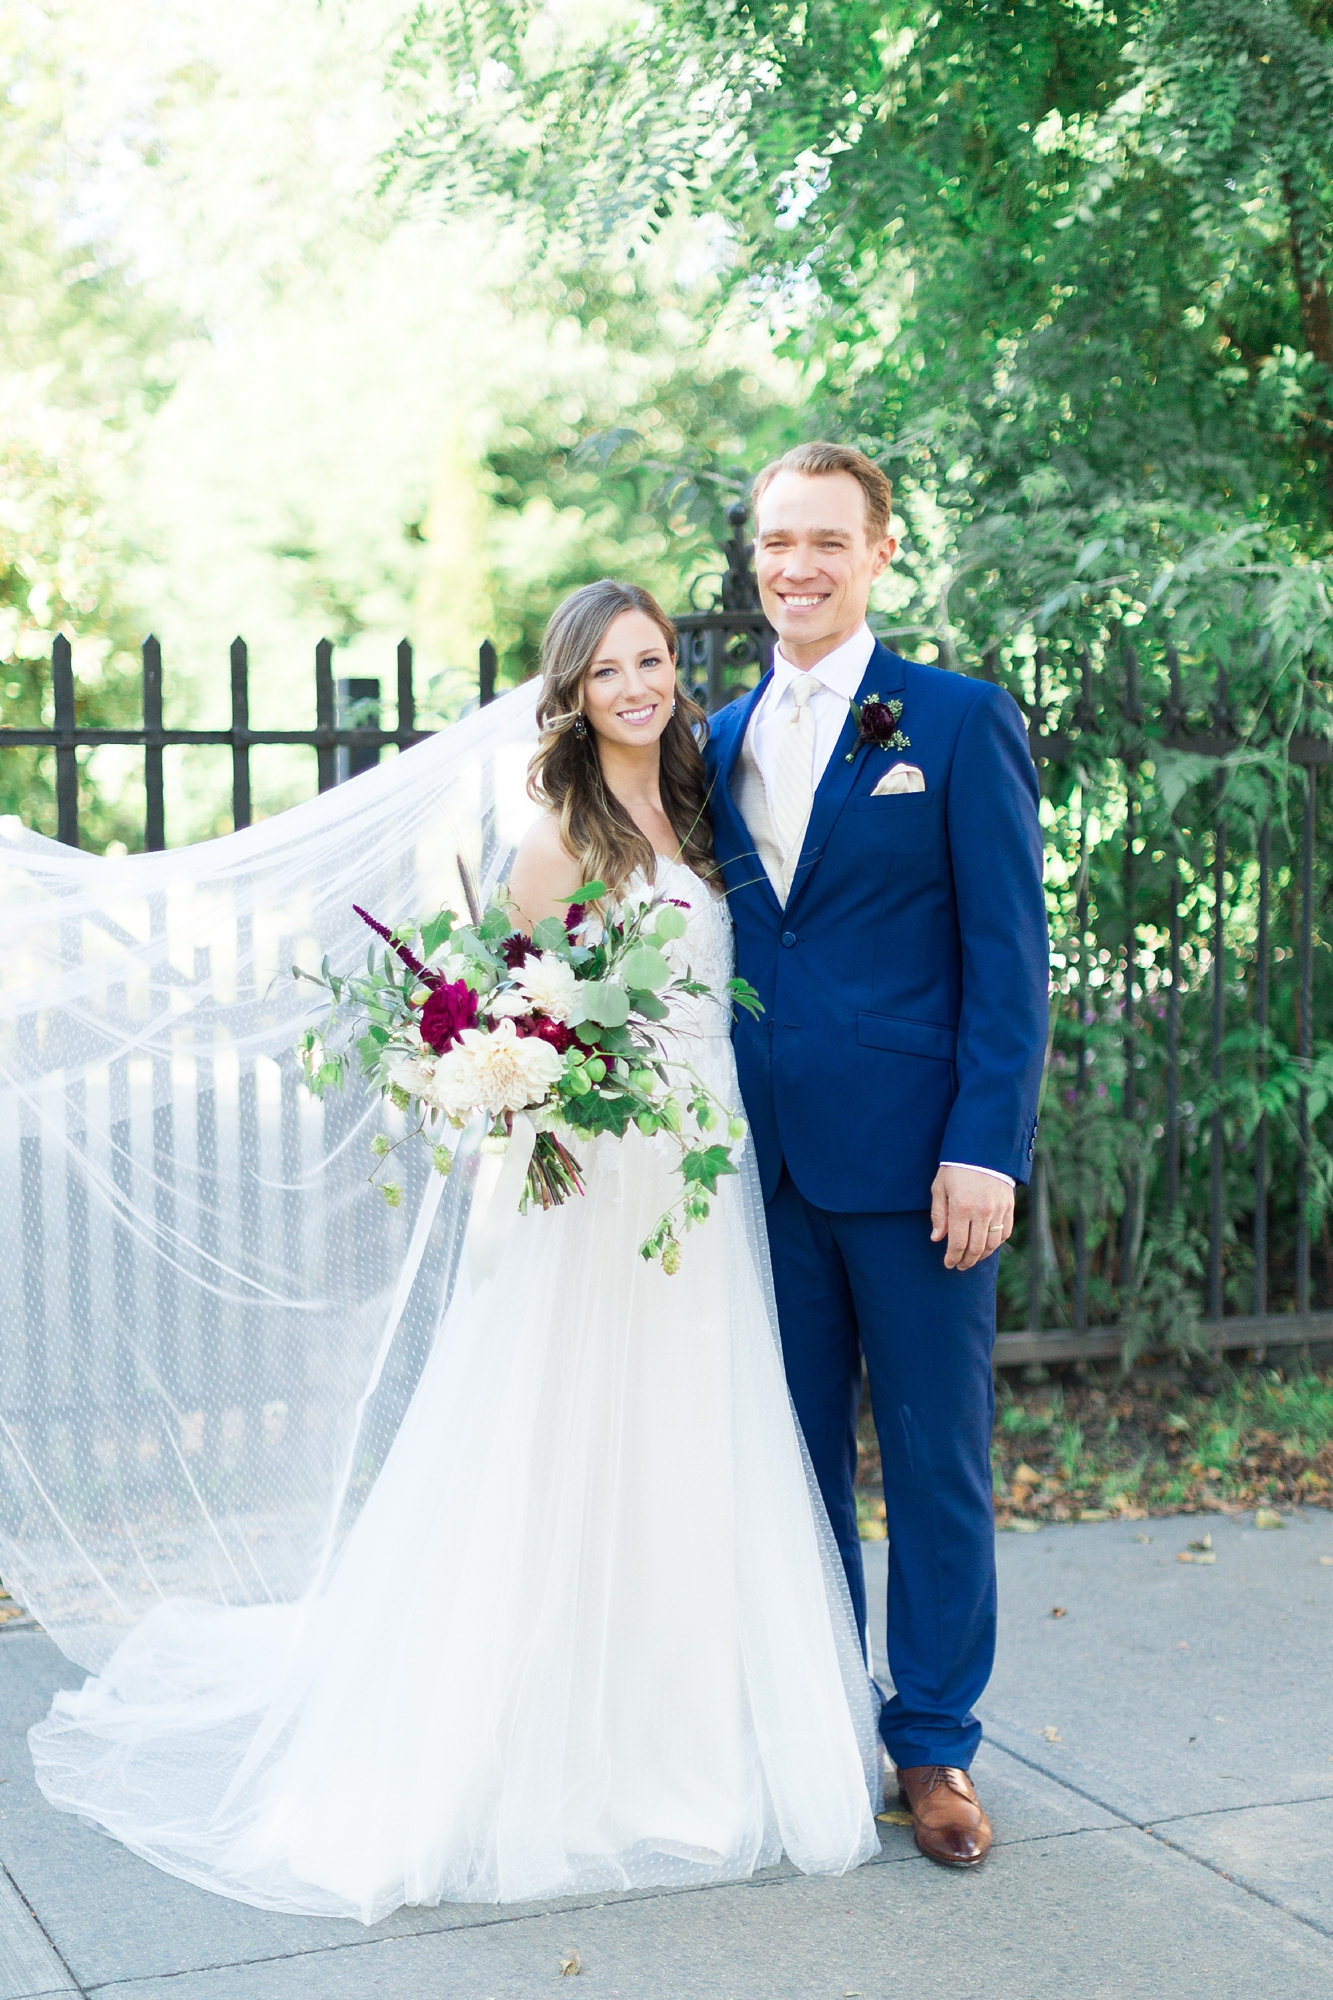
[681,1145,738,1194]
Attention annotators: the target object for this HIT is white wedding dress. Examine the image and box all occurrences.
[28,857,879,1924]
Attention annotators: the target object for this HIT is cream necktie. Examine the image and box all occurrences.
[772,672,819,857]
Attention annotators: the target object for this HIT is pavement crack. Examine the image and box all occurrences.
[2,1859,89,1998]
[1144,1831,1333,1943]
[1143,1790,1333,1829]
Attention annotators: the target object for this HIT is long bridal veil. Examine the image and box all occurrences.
[2,679,880,1884]
[0,684,546,1669]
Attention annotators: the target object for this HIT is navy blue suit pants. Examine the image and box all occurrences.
[765,1169,998,1771]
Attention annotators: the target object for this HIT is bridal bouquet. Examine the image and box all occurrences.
[294,880,760,1271]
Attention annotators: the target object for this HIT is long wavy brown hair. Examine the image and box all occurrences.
[527,579,716,900]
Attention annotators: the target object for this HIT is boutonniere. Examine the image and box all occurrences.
[845,693,910,760]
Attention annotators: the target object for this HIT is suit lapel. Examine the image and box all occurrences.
[718,671,771,795]
[785,643,907,916]
[710,671,781,917]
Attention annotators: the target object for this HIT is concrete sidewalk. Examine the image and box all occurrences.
[2,1510,1331,1999]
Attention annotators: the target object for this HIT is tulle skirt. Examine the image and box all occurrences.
[29,1035,879,1923]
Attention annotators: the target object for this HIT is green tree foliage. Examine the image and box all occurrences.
[0,14,177,848]
[390,0,1333,1341]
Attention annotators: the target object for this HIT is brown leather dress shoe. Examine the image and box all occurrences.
[895,1765,992,1868]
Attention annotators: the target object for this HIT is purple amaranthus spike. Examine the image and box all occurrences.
[352,904,437,986]
[564,903,586,936]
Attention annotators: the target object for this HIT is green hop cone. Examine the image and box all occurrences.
[380,1182,403,1208]
[388,1083,411,1113]
[727,1116,746,1141]
[661,1238,682,1276]
[370,1133,391,1158]
[431,1145,453,1177]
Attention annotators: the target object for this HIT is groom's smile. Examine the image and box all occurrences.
[754,468,898,671]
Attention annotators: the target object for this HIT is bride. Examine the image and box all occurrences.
[27,580,880,1924]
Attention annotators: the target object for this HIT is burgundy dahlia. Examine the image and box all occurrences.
[419,979,478,1054]
[564,902,586,936]
[516,1014,576,1056]
[501,932,532,969]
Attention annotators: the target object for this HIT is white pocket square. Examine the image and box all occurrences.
[871,762,926,796]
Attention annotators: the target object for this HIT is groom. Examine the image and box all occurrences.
[704,442,1048,1869]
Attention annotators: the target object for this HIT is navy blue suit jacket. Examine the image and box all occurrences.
[703,642,1049,1212]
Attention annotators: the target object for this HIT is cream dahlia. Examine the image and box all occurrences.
[514,950,581,1024]
[437,1017,564,1115]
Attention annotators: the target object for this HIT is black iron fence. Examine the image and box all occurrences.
[5,538,1332,1369]
[0,632,499,852]
[998,633,1333,1367]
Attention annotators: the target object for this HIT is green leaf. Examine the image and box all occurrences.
[726,976,764,1018]
[619,943,670,990]
[652,906,688,942]
[579,979,631,1027]
[531,916,570,952]
[420,911,455,959]
[680,1144,739,1194]
[629,988,669,1021]
[478,905,511,941]
[575,879,607,903]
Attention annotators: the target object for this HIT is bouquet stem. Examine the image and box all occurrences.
[522,1132,586,1212]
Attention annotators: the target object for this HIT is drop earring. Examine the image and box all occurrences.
[573,714,587,738]
[670,699,677,715]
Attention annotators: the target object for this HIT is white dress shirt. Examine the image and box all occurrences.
[750,624,877,803]
[748,623,1014,1192]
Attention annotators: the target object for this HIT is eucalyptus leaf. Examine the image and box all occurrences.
[579,979,631,1028]
[619,943,670,990]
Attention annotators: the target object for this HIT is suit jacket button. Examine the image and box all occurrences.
[780,930,796,947]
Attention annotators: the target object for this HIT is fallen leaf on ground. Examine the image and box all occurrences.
[1176,1641,1190,1650]
[876,1809,914,1827]
[1193,1551,1216,1564]
[1189,1534,1212,1551]
[1320,1557,1333,1567]
[1134,1533,1152,1543]
[559,1951,581,1976]
[1176,1551,1195,1563]
[1009,1519,1042,1533]
[1051,1605,1068,1618]
[1255,1508,1285,1529]
[1041,1725,1062,1743]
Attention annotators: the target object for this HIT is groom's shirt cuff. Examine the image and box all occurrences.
[939,1161,1016,1189]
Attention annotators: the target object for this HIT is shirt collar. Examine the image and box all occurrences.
[771,622,876,704]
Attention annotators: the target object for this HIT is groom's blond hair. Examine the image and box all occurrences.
[751,442,893,544]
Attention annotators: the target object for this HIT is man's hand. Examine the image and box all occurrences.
[930,1166,1015,1272]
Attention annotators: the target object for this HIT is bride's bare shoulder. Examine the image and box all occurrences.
[509,815,580,933]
